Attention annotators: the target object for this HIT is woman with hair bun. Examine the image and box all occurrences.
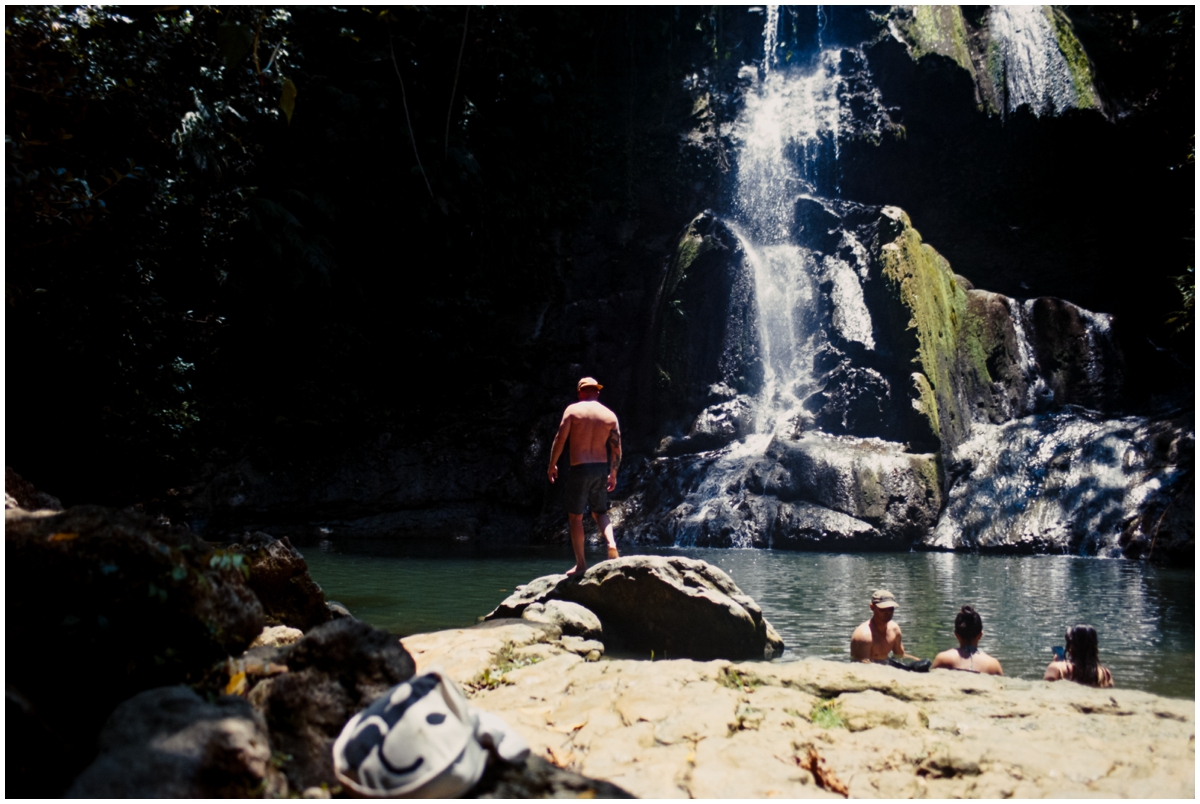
[931,605,1004,675]
[1044,624,1114,688]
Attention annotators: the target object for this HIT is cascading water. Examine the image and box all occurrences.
[670,9,876,547]
[629,6,1180,559]
[988,6,1081,115]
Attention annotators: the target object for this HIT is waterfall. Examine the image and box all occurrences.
[730,28,847,437]
[671,15,857,547]
[988,6,1080,115]
[763,5,780,73]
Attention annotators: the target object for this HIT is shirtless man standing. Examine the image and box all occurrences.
[850,590,919,663]
[547,377,622,575]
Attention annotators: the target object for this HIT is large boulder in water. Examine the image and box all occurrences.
[68,686,284,798]
[485,556,784,661]
[5,505,265,795]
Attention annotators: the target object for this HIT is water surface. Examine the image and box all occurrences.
[302,541,1194,699]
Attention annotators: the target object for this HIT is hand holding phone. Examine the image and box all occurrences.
[1051,645,1066,661]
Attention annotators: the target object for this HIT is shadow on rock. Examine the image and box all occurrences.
[5,505,265,796]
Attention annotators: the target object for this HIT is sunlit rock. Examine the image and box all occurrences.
[486,556,784,661]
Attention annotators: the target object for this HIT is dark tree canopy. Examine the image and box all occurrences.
[6,5,724,504]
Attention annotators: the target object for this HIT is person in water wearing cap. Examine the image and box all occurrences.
[850,590,921,664]
[547,377,622,575]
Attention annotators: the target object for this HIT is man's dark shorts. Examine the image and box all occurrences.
[564,462,610,515]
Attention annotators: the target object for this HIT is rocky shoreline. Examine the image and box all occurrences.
[6,494,1194,798]
[406,619,1196,798]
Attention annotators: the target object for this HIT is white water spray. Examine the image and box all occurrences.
[989,6,1080,115]
[673,18,859,546]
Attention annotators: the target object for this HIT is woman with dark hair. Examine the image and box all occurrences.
[931,605,1004,675]
[1044,624,1114,688]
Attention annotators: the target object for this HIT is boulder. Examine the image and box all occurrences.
[487,556,784,661]
[667,395,758,454]
[489,574,568,620]
[68,686,284,798]
[793,195,844,254]
[764,433,943,546]
[522,600,602,640]
[770,501,881,551]
[5,505,265,795]
[470,754,632,798]
[4,466,63,512]
[805,365,896,440]
[559,636,605,661]
[243,618,417,793]
[251,624,305,648]
[229,531,332,631]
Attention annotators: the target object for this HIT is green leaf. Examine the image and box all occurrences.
[216,22,254,70]
[280,79,297,124]
[171,565,187,581]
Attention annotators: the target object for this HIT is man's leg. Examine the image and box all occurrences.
[566,513,587,575]
[593,511,618,559]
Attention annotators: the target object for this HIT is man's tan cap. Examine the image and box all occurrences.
[871,590,898,609]
[577,376,603,391]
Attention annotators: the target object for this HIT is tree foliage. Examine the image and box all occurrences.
[6,5,720,504]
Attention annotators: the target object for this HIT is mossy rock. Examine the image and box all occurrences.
[864,207,997,455]
[653,212,762,428]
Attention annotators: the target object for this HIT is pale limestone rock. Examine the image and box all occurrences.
[689,730,837,799]
[837,688,925,730]
[522,600,602,639]
[401,618,560,678]
[400,622,1196,799]
[249,624,304,648]
[558,635,604,660]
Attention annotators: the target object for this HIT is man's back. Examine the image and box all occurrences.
[563,400,618,465]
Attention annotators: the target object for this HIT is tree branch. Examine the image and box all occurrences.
[445,6,469,156]
[387,21,434,200]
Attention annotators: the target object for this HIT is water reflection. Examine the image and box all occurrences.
[301,541,1194,700]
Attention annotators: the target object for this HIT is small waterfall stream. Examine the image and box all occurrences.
[988,5,1081,115]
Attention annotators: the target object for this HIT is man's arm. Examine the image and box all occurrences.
[849,625,872,663]
[547,412,571,483]
[606,421,622,492]
[892,627,917,660]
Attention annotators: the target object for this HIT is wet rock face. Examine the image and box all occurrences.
[763,435,943,545]
[652,212,764,435]
[68,686,284,798]
[229,531,332,632]
[928,407,1194,562]
[5,505,265,794]
[486,556,784,661]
